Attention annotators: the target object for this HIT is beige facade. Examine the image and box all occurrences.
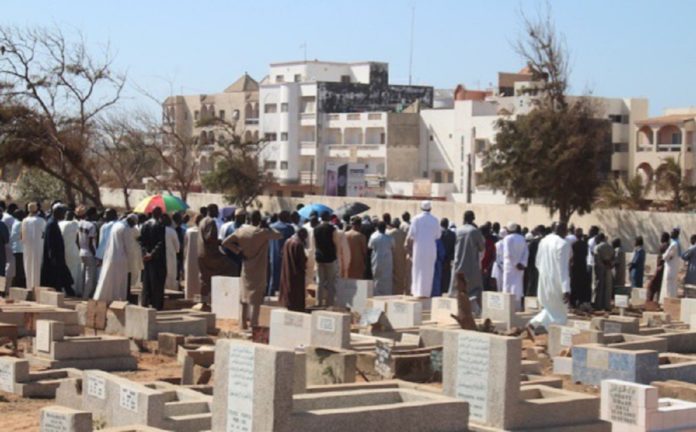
[162,74,260,174]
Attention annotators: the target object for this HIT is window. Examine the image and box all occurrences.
[672,132,682,145]
[281,132,288,141]
[613,142,628,152]
[340,75,351,83]
[294,74,301,82]
[280,161,288,170]
[194,110,199,121]
[264,160,277,170]
[219,110,225,120]
[434,171,443,183]
[275,75,285,83]
[280,103,288,112]
[475,139,487,153]
[608,114,622,123]
[429,135,434,142]
[264,132,278,141]
[264,103,278,114]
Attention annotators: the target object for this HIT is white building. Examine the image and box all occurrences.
[259,60,432,195]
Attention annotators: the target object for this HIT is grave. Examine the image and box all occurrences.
[0,356,81,398]
[268,309,312,350]
[443,329,609,430]
[548,324,603,357]
[124,305,211,340]
[36,288,66,308]
[591,316,640,334]
[430,297,458,325]
[385,299,422,329]
[211,276,241,320]
[40,405,92,432]
[600,379,696,431]
[334,278,374,313]
[25,319,137,371]
[524,296,540,312]
[212,338,469,432]
[0,301,80,336]
[572,343,696,385]
[631,287,648,307]
[56,370,213,431]
[481,291,535,330]
[310,310,352,350]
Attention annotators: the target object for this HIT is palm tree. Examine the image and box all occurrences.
[596,175,651,210]
[655,157,683,210]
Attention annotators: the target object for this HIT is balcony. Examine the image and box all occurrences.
[300,170,315,185]
[245,117,259,125]
[657,143,682,152]
[300,141,316,156]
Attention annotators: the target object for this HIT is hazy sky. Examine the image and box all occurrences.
[4,0,695,115]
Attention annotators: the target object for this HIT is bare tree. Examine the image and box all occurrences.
[0,26,125,205]
[95,114,156,210]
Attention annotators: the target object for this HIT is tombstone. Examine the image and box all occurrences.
[334,279,374,313]
[547,324,603,357]
[212,339,294,432]
[572,344,660,385]
[386,300,422,329]
[36,320,64,353]
[40,405,92,432]
[523,296,539,312]
[211,276,241,321]
[310,310,351,350]
[430,297,458,325]
[268,309,311,350]
[0,356,29,393]
[680,298,696,323]
[591,316,640,334]
[631,287,647,307]
[481,291,519,329]
[37,290,66,308]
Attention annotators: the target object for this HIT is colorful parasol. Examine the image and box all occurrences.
[133,194,189,214]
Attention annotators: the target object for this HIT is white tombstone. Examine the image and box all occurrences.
[269,309,311,350]
[211,276,241,320]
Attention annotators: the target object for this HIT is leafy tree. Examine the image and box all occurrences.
[655,157,684,210]
[596,175,651,210]
[0,26,125,206]
[16,168,67,204]
[200,119,269,208]
[482,9,610,224]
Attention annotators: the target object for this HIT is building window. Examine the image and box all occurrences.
[280,161,288,170]
[264,160,277,170]
[434,171,443,183]
[264,133,278,141]
[613,142,628,153]
[294,74,301,82]
[340,75,351,83]
[275,75,285,83]
[264,103,278,114]
[475,139,487,153]
[219,110,225,120]
[672,132,682,145]
[430,135,434,142]
[194,110,199,121]
[281,132,288,141]
[281,103,288,112]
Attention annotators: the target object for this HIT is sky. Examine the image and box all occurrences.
[3,0,695,115]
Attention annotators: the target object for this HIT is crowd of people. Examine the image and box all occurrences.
[2,197,695,335]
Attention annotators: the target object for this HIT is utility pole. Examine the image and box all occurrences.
[408,6,415,85]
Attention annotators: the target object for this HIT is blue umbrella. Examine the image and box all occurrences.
[298,203,333,220]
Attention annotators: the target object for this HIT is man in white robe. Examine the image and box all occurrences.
[406,201,441,297]
[96,209,117,262]
[21,203,46,290]
[502,222,528,308]
[491,228,507,291]
[59,211,81,294]
[184,217,201,300]
[165,218,181,291]
[528,223,571,330]
[660,228,681,303]
[126,219,143,295]
[93,216,136,302]
[2,205,16,290]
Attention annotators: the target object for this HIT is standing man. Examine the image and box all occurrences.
[279,228,308,312]
[524,226,543,298]
[59,210,81,294]
[140,207,167,310]
[0,208,9,281]
[570,228,591,306]
[41,205,74,296]
[94,215,136,302]
[184,215,202,300]
[1,203,16,289]
[586,226,600,294]
[77,207,98,298]
[223,211,282,329]
[21,202,46,290]
[682,234,696,286]
[502,222,528,309]
[401,211,412,293]
[452,210,485,330]
[368,222,394,296]
[313,211,342,307]
[406,201,441,298]
[268,210,295,296]
[629,236,646,288]
[387,218,408,295]
[528,222,572,331]
[661,228,681,303]
[198,204,235,305]
[439,218,456,295]
[9,209,25,287]
[96,208,117,263]
[593,233,614,311]
[345,216,367,279]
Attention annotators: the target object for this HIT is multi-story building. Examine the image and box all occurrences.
[162,74,259,176]
[259,60,432,195]
[419,70,649,203]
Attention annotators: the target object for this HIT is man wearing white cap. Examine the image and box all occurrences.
[406,201,441,297]
[502,221,528,309]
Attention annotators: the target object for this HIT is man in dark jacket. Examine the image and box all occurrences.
[41,205,75,296]
[140,207,166,310]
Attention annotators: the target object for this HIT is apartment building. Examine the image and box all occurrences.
[259,60,432,195]
[162,74,260,175]
[419,71,649,203]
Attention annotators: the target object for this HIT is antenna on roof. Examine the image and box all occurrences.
[300,42,307,62]
[408,5,415,85]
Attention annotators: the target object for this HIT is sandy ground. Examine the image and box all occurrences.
[0,318,600,431]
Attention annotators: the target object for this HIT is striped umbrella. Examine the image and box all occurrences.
[133,194,189,214]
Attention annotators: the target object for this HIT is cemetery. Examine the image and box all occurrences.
[3,276,696,431]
